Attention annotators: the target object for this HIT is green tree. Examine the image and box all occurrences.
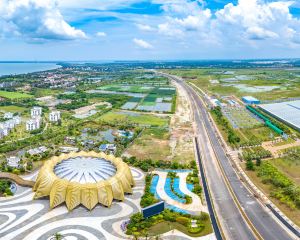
[246,160,254,171]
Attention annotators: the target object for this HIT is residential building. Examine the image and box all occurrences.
[4,112,13,119]
[31,106,42,117]
[2,127,10,136]
[6,119,16,129]
[27,146,48,155]
[12,116,21,125]
[99,144,117,154]
[49,111,61,122]
[26,117,41,131]
[6,156,21,168]
[64,136,76,145]
[59,146,79,153]
[0,129,4,139]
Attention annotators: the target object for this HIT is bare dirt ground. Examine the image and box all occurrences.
[168,81,194,164]
[262,138,300,158]
[73,102,111,115]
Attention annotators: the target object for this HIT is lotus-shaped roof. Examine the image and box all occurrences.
[33,151,135,211]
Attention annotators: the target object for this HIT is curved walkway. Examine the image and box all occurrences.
[0,172,35,187]
[0,167,145,240]
[152,171,208,214]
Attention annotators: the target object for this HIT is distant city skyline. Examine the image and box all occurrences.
[0,0,300,60]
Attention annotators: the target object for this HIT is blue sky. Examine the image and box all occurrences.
[0,0,300,60]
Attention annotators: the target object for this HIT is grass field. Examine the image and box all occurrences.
[32,88,63,97]
[0,105,27,113]
[126,128,170,161]
[270,157,300,185]
[165,68,300,101]
[0,91,33,99]
[244,163,300,227]
[100,111,169,126]
[148,220,212,237]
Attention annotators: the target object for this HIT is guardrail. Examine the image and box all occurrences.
[266,204,300,238]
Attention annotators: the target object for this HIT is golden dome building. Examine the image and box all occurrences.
[33,151,135,211]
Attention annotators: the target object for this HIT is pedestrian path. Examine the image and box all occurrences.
[151,170,208,214]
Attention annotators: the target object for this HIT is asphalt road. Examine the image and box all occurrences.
[163,73,295,240]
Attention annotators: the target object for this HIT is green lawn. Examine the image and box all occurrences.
[100,111,169,126]
[0,105,27,113]
[32,88,63,97]
[0,91,33,99]
[148,220,212,237]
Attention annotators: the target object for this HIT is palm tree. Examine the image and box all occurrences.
[50,232,65,240]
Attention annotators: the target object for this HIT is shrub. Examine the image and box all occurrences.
[246,160,254,171]
[176,217,190,226]
[163,210,177,222]
[12,168,21,175]
[199,212,209,221]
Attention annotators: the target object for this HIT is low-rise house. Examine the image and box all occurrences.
[2,127,10,136]
[0,129,4,139]
[26,117,41,131]
[81,139,95,147]
[31,106,42,117]
[4,112,13,119]
[99,144,117,154]
[6,119,16,129]
[64,136,76,145]
[27,146,48,156]
[59,146,79,153]
[6,156,21,168]
[12,116,21,125]
[49,111,61,122]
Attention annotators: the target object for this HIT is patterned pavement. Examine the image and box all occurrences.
[0,168,144,240]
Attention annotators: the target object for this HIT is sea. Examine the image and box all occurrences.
[0,62,60,76]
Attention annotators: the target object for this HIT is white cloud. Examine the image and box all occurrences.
[0,0,86,41]
[96,32,107,37]
[158,22,184,37]
[133,38,153,49]
[58,0,141,11]
[153,0,300,46]
[246,26,278,40]
[215,0,299,42]
[136,23,155,32]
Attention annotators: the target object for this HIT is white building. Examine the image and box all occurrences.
[59,146,79,153]
[31,106,42,118]
[28,146,48,155]
[0,129,4,139]
[2,127,10,136]
[12,116,21,125]
[6,119,16,129]
[6,156,21,168]
[4,112,13,119]
[49,111,61,122]
[26,117,41,131]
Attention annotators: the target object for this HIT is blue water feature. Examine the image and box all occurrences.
[157,169,192,173]
[150,174,194,214]
[165,178,185,203]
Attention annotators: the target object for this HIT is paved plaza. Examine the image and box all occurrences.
[0,168,144,240]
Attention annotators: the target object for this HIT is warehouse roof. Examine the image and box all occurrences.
[259,100,300,131]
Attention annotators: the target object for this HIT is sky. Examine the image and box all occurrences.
[0,0,300,61]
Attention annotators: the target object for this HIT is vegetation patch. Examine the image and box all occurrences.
[126,210,212,238]
[0,180,13,197]
[0,91,33,100]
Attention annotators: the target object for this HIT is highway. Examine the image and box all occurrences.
[162,72,295,240]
